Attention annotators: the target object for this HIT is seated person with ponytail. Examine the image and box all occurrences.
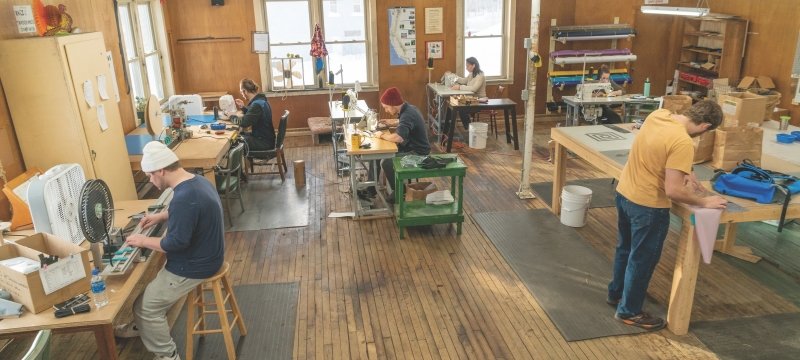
[235,78,275,152]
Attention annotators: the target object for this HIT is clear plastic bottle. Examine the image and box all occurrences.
[91,268,109,308]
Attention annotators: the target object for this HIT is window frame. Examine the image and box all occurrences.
[256,0,379,93]
[456,0,516,84]
[116,0,174,109]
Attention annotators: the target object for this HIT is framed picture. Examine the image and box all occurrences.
[426,41,443,59]
[252,31,269,53]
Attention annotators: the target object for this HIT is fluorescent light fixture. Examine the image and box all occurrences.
[641,6,709,16]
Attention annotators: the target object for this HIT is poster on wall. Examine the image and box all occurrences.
[426,41,443,59]
[644,0,668,4]
[388,7,416,66]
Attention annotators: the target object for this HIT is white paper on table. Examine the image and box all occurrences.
[39,254,87,295]
[83,80,95,108]
[97,74,109,100]
[97,104,109,131]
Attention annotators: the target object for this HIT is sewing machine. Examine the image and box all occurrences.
[575,82,615,100]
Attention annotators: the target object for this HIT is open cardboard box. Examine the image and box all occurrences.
[717,92,768,128]
[0,233,91,313]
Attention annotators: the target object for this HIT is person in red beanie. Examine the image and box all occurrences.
[369,87,431,199]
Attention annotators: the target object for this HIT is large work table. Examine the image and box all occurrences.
[127,119,235,187]
[549,121,800,335]
[0,200,162,359]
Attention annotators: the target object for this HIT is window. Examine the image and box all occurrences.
[460,0,515,82]
[263,0,376,90]
[116,0,172,105]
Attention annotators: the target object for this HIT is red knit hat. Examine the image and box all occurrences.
[380,87,404,106]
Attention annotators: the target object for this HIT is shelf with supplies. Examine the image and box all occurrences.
[546,19,636,114]
[675,15,748,97]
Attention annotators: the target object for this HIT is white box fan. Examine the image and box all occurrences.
[27,164,86,245]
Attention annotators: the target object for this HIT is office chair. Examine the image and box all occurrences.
[247,110,289,182]
[215,143,246,225]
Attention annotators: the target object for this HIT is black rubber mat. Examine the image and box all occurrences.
[473,209,663,341]
[531,178,617,209]
[171,282,299,360]
[692,312,800,359]
[225,178,309,232]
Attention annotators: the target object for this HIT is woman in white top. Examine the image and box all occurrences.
[451,57,486,128]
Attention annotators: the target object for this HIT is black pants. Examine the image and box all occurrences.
[599,105,622,124]
[458,110,472,128]
[368,151,421,191]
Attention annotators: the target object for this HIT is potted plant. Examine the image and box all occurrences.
[135,96,147,124]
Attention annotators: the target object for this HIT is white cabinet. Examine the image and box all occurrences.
[0,32,136,201]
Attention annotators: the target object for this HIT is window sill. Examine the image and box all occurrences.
[266,86,380,98]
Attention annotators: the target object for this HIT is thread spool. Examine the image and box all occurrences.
[293,160,306,188]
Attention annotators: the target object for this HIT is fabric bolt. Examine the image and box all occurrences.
[692,207,724,264]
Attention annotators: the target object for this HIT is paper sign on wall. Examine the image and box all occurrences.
[39,254,86,295]
[83,80,95,108]
[98,74,110,100]
[105,51,120,102]
[97,104,109,131]
[14,6,36,34]
[644,0,669,4]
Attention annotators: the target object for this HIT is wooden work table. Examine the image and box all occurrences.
[0,200,161,359]
[345,132,398,218]
[549,123,800,335]
[128,120,235,187]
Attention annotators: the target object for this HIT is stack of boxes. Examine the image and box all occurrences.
[710,89,768,171]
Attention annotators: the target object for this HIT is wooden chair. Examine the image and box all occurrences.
[214,143,245,225]
[185,262,247,360]
[246,110,289,182]
[21,329,51,360]
[472,85,506,138]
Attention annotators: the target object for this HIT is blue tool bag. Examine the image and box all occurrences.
[712,160,799,232]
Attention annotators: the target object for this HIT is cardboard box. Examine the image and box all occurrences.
[692,130,715,164]
[738,76,776,90]
[711,127,763,171]
[405,182,438,201]
[0,233,91,313]
[718,92,768,127]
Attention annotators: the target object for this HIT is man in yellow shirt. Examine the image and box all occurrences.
[608,100,727,330]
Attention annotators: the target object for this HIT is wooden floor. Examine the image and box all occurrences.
[3,123,799,359]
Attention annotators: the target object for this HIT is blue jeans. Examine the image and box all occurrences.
[608,193,670,317]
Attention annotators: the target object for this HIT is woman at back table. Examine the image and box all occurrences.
[448,57,486,128]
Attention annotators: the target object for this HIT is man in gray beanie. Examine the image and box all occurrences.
[114,141,225,360]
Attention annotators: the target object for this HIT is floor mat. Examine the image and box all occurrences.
[171,282,300,360]
[531,178,617,209]
[692,312,800,360]
[225,177,309,232]
[473,209,663,341]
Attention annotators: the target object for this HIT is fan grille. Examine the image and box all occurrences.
[79,179,114,244]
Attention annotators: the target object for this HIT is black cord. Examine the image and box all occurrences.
[54,304,91,318]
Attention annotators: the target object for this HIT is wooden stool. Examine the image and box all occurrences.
[185,262,247,360]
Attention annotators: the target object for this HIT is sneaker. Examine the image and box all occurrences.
[606,297,619,308]
[114,323,139,338]
[614,312,666,331]
[154,350,180,360]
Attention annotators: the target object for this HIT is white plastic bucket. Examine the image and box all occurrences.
[469,122,489,149]
[560,185,593,227]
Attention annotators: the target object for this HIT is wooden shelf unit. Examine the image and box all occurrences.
[676,15,748,97]
[546,19,636,114]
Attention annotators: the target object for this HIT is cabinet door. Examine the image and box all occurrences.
[63,37,136,200]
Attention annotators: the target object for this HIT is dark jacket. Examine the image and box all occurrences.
[241,93,276,150]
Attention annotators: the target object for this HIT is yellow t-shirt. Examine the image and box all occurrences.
[616,109,694,208]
